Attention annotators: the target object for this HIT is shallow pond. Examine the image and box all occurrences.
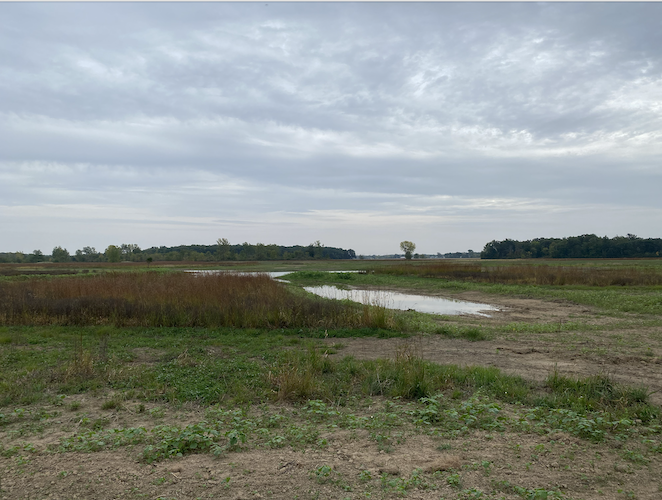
[303,285,499,317]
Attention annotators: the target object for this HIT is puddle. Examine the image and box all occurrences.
[184,271,497,316]
[303,285,499,317]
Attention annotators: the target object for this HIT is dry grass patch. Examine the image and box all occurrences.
[0,272,398,329]
[375,261,662,286]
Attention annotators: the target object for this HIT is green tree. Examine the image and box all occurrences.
[239,242,255,260]
[400,241,416,260]
[266,244,280,260]
[29,249,45,263]
[313,240,324,259]
[105,245,122,263]
[216,238,232,260]
[75,246,101,262]
[51,246,70,262]
[120,243,141,261]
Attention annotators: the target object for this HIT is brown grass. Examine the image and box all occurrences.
[375,261,662,286]
[0,272,394,329]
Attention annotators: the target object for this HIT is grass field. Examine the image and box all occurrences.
[1,259,662,499]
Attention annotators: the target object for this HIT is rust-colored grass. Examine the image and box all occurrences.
[375,261,662,286]
[0,272,394,329]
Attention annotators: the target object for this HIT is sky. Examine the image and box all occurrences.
[2,2,662,256]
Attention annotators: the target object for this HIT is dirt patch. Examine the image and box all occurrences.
[326,335,662,405]
[130,347,167,365]
[452,290,601,324]
[2,430,660,500]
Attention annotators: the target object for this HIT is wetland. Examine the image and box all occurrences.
[2,259,662,499]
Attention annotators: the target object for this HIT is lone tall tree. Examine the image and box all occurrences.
[216,238,232,260]
[400,241,416,260]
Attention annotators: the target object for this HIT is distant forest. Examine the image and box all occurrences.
[481,234,662,259]
[0,240,356,263]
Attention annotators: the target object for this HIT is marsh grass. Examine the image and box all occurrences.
[0,272,398,329]
[374,262,662,286]
[541,370,653,416]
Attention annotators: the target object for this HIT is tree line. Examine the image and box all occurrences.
[0,240,356,263]
[481,234,662,259]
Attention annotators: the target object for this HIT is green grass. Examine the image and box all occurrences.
[1,326,657,425]
[0,325,405,407]
[1,323,660,500]
[284,271,662,317]
[2,260,662,499]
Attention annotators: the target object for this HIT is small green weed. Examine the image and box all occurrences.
[312,465,334,484]
[446,472,462,489]
[149,407,165,419]
[101,398,123,411]
[492,479,567,499]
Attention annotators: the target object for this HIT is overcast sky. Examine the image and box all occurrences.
[2,2,662,255]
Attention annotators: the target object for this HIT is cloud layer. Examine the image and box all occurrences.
[2,3,662,254]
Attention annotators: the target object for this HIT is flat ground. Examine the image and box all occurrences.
[327,289,662,406]
[2,393,661,500]
[2,264,662,500]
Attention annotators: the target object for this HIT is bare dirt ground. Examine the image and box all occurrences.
[2,406,660,500]
[452,290,604,324]
[326,335,662,406]
[327,291,662,405]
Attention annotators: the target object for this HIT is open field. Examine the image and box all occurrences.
[2,260,662,500]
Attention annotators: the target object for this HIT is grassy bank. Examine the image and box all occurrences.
[285,270,662,317]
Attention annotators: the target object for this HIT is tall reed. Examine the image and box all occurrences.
[0,272,394,329]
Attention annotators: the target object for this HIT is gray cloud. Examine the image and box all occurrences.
[2,3,662,254]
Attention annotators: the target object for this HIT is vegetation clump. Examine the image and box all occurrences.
[373,261,662,286]
[0,272,397,329]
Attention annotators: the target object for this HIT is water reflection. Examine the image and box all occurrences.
[303,285,499,317]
